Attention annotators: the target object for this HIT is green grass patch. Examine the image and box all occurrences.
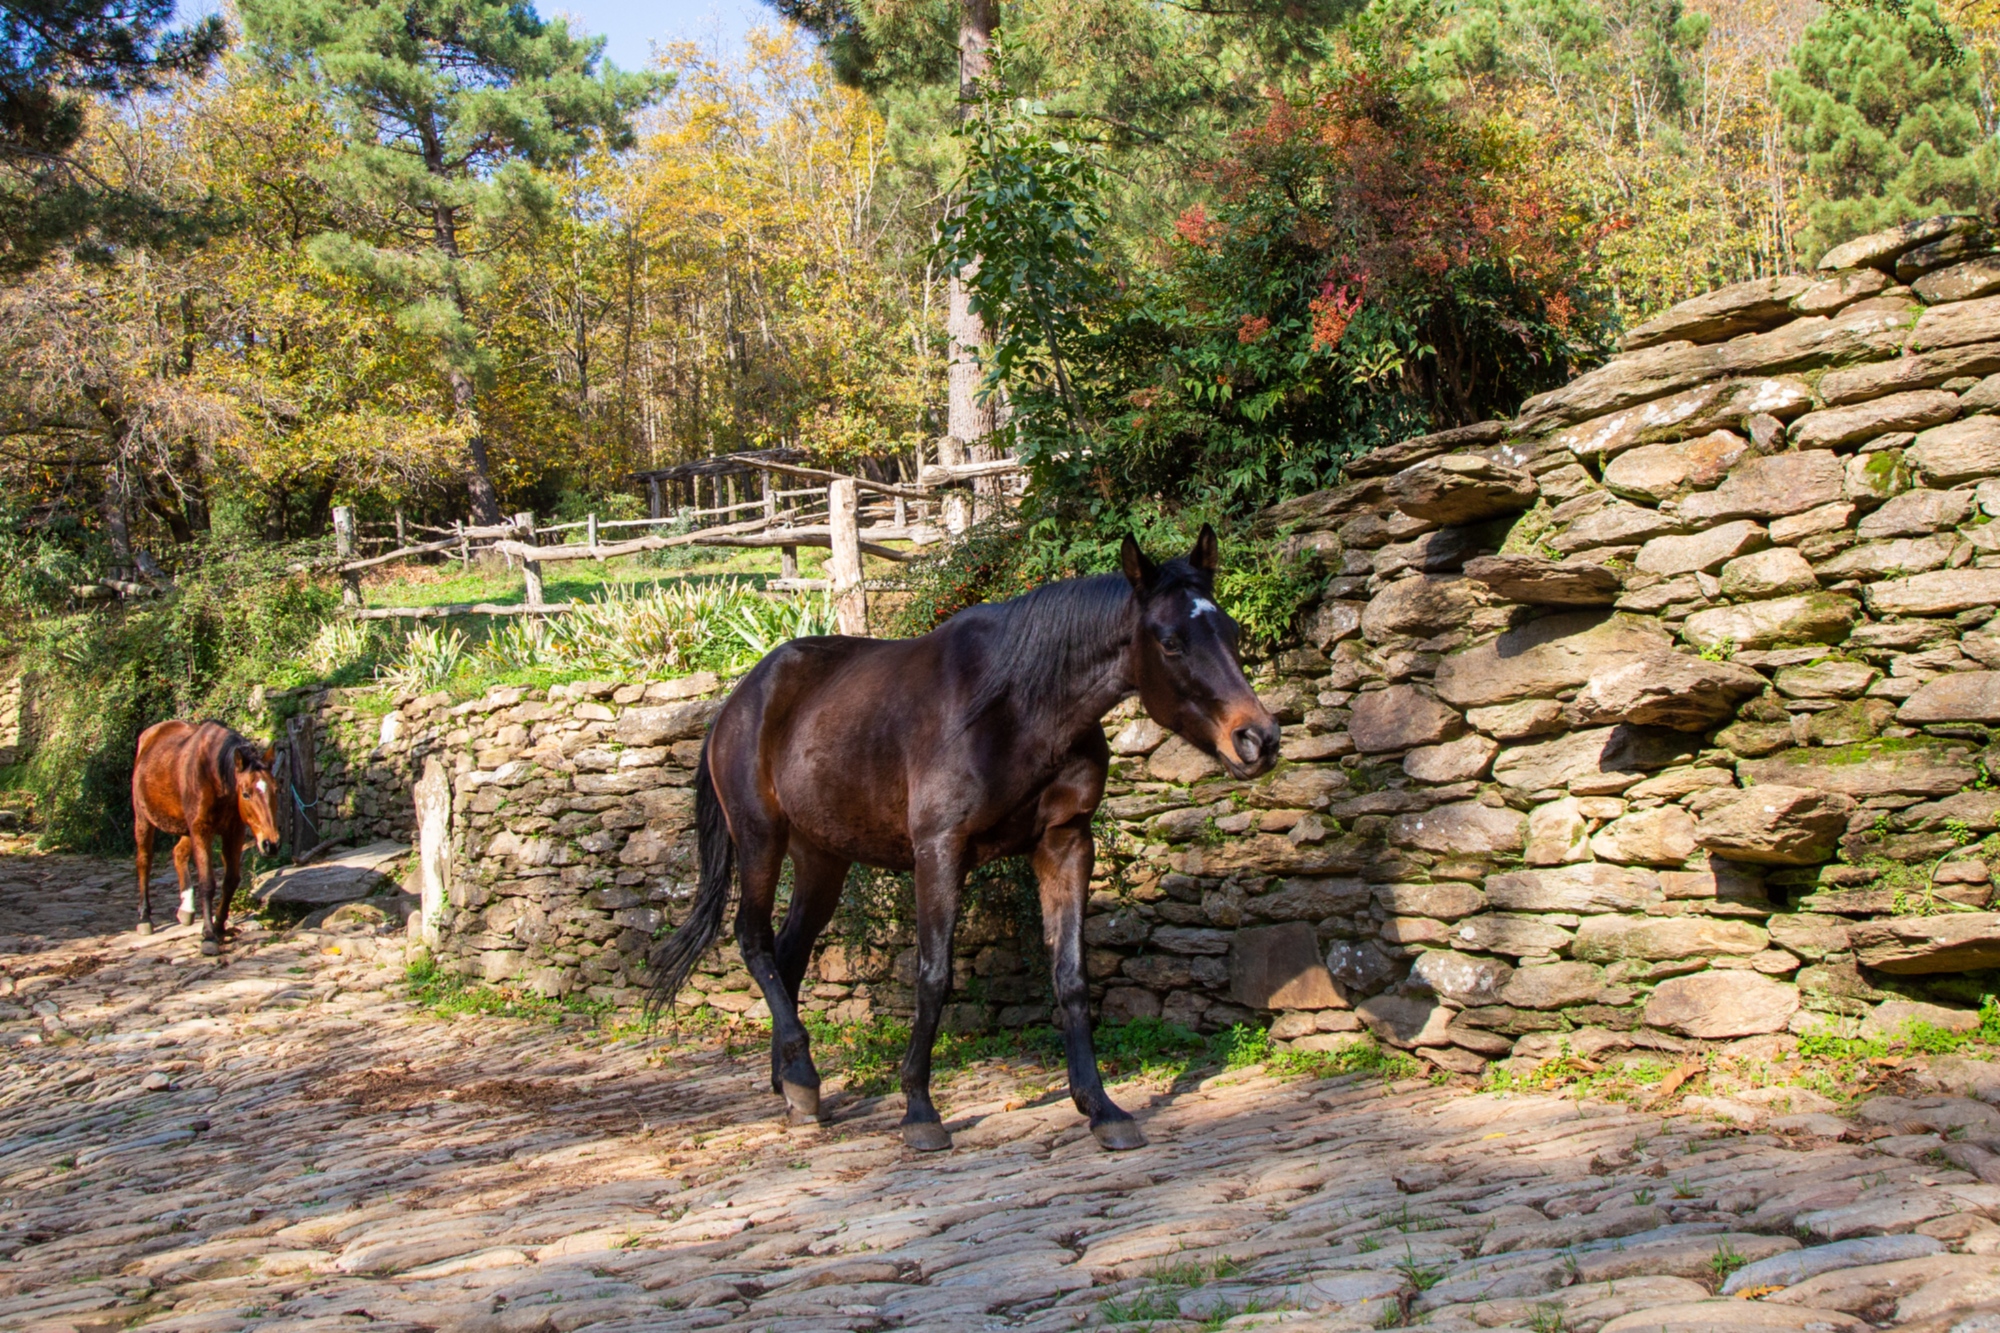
[405,957,615,1024]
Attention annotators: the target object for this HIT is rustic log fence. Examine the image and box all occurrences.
[338,450,1023,636]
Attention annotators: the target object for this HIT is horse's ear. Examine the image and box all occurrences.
[262,745,276,768]
[1188,524,1219,574]
[1120,535,1157,593]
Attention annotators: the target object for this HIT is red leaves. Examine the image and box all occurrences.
[1307,281,1362,351]
[1174,204,1220,249]
[1190,65,1589,326]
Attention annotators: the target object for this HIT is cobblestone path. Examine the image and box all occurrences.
[5,852,2000,1333]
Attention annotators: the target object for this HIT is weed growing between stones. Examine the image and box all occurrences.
[1097,1255,1249,1326]
[1706,1241,1747,1286]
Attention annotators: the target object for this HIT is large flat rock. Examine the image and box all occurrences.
[1851,912,2000,974]
[1435,612,1671,710]
[253,841,410,906]
[1622,275,1816,351]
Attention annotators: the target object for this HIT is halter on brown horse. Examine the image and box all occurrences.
[132,721,281,954]
[648,527,1280,1151]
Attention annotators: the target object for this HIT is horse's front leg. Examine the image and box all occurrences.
[188,827,221,956]
[900,840,967,1152]
[1037,816,1145,1150]
[216,829,242,946]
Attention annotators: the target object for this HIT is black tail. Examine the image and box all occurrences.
[645,733,734,1019]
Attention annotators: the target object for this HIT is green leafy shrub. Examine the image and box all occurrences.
[20,538,338,850]
[946,42,1613,524]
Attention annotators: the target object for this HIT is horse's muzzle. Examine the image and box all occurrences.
[258,837,278,856]
[1228,721,1280,777]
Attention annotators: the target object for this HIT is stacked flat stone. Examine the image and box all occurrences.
[1093,212,2000,1074]
[274,215,2000,1066]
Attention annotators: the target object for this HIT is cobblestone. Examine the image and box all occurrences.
[6,852,2000,1332]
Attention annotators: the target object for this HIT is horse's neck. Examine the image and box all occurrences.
[1046,612,1136,745]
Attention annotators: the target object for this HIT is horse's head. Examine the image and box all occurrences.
[1121,526,1280,780]
[234,744,281,856]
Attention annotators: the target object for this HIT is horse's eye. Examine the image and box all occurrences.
[1159,632,1185,656]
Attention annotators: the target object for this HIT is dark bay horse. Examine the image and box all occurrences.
[133,721,281,954]
[648,528,1280,1151]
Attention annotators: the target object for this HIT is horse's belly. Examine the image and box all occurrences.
[770,740,917,869]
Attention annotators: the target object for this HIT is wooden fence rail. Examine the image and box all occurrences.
[336,450,1020,635]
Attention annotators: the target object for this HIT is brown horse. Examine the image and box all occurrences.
[132,721,281,954]
[648,528,1280,1151]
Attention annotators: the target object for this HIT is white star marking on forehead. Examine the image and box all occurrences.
[1191,596,1219,618]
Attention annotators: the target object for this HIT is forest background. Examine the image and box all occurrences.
[1,0,1998,847]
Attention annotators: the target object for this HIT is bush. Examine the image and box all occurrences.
[961,40,1613,523]
[21,539,338,850]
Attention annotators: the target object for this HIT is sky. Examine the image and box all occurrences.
[175,0,775,71]
[546,0,772,69]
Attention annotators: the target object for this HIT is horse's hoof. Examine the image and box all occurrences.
[198,940,220,957]
[1092,1119,1149,1151]
[176,910,193,927]
[901,1121,952,1152]
[135,922,153,936]
[782,1080,822,1122]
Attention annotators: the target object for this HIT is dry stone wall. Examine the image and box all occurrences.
[290,212,2000,1076]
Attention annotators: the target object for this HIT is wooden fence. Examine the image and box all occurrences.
[337,453,1022,636]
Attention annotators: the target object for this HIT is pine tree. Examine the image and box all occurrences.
[0,0,226,273]
[236,0,662,521]
[1775,0,2000,261]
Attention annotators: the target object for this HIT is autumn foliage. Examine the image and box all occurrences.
[1037,54,1614,515]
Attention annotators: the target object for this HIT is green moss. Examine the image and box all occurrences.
[1768,736,1942,767]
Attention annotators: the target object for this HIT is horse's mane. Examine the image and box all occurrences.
[949,560,1206,735]
[196,720,269,787]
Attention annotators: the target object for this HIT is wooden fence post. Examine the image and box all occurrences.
[828,479,866,635]
[394,508,406,550]
[586,512,598,553]
[781,545,798,581]
[762,471,775,520]
[333,506,360,607]
[515,512,544,608]
[647,477,663,521]
[455,520,468,566]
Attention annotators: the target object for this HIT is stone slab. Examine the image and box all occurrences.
[253,841,410,906]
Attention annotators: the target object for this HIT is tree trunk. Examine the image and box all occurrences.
[416,101,503,528]
[451,365,503,525]
[948,0,1001,487]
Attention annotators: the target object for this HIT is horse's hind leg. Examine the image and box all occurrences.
[767,842,848,1104]
[730,810,821,1121]
[134,820,154,935]
[173,837,194,927]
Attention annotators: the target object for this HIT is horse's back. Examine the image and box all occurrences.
[133,720,235,830]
